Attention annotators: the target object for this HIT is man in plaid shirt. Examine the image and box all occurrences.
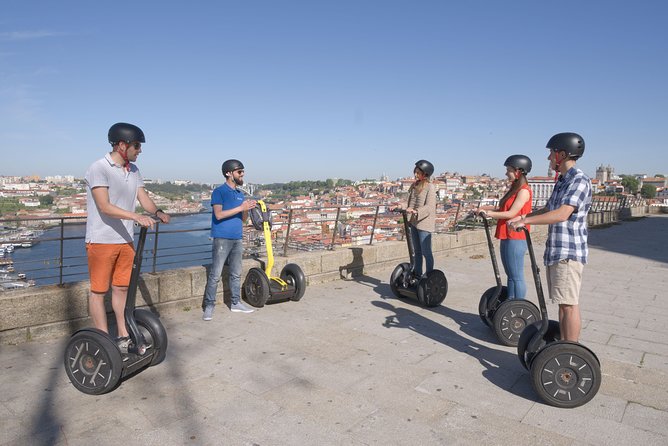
[509,133,591,342]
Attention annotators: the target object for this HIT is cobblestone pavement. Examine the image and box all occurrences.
[1,215,667,445]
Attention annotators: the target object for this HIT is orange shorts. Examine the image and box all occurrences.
[86,243,135,294]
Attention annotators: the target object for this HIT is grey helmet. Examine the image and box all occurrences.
[221,159,244,177]
[414,159,435,177]
[504,155,532,174]
[108,123,145,145]
[546,132,585,160]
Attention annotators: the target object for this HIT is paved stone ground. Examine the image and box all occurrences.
[1,215,667,446]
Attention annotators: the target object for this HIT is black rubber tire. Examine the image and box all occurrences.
[417,269,448,307]
[492,299,541,347]
[63,328,122,395]
[134,309,168,366]
[390,263,411,299]
[530,341,601,408]
[281,263,307,301]
[517,320,561,370]
[478,286,508,326]
[243,267,271,307]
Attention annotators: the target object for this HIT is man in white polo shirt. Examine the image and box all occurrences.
[84,122,170,351]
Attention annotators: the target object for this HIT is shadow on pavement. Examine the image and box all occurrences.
[588,215,668,264]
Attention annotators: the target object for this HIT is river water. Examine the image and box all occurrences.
[3,212,215,286]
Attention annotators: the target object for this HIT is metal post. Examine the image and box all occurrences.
[368,206,380,245]
[59,218,65,286]
[151,222,160,273]
[330,207,341,249]
[453,202,462,232]
[283,209,293,257]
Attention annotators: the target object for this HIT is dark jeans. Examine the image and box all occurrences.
[409,226,433,277]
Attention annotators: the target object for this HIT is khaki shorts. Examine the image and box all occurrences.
[86,242,135,294]
[546,259,584,305]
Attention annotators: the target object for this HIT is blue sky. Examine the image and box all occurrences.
[1,0,666,184]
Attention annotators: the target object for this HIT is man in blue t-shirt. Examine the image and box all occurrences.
[202,159,257,320]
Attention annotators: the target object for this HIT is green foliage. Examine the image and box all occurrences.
[0,198,23,214]
[655,174,665,178]
[640,184,657,199]
[620,176,639,194]
[39,195,54,206]
[144,182,211,200]
[256,179,354,198]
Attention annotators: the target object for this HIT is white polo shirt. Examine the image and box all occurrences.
[85,153,144,243]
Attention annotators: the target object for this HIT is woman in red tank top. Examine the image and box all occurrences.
[477,155,533,300]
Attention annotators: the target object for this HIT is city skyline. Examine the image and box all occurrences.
[1,1,667,184]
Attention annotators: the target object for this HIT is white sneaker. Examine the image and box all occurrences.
[230,302,254,313]
[202,305,214,321]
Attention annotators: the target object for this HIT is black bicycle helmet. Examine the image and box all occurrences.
[108,123,145,145]
[415,160,434,177]
[546,132,585,159]
[503,155,532,174]
[221,159,245,176]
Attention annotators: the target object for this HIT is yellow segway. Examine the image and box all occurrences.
[242,200,307,307]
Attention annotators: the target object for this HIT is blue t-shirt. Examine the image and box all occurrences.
[210,183,245,239]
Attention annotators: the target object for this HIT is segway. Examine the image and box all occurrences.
[477,213,540,346]
[389,209,448,307]
[63,222,168,395]
[243,200,306,307]
[516,227,601,408]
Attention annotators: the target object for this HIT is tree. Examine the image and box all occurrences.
[621,176,639,194]
[640,184,656,199]
[655,174,665,178]
[39,195,54,206]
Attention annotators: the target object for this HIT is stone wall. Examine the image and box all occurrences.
[3,226,540,345]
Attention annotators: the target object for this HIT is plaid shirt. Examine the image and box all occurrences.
[544,167,592,265]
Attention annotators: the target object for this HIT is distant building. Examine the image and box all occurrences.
[527,176,555,208]
[640,177,667,190]
[596,165,615,183]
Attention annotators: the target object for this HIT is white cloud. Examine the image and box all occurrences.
[0,31,64,41]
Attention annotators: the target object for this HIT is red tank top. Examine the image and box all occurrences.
[495,184,532,240]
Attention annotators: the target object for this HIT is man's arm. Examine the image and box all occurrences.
[91,186,156,227]
[212,200,256,221]
[508,204,574,230]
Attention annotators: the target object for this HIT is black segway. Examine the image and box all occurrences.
[64,223,168,395]
[243,200,306,307]
[389,209,447,307]
[517,227,601,408]
[477,214,540,346]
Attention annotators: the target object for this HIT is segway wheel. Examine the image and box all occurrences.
[280,263,306,301]
[243,267,271,307]
[492,299,540,347]
[478,286,508,327]
[517,320,561,370]
[417,270,448,307]
[64,329,122,395]
[134,309,168,366]
[530,341,601,408]
[389,263,411,299]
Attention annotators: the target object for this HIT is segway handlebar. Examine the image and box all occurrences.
[125,218,161,355]
[518,227,550,331]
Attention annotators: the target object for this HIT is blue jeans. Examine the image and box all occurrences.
[203,238,243,308]
[499,238,527,299]
[409,226,433,277]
